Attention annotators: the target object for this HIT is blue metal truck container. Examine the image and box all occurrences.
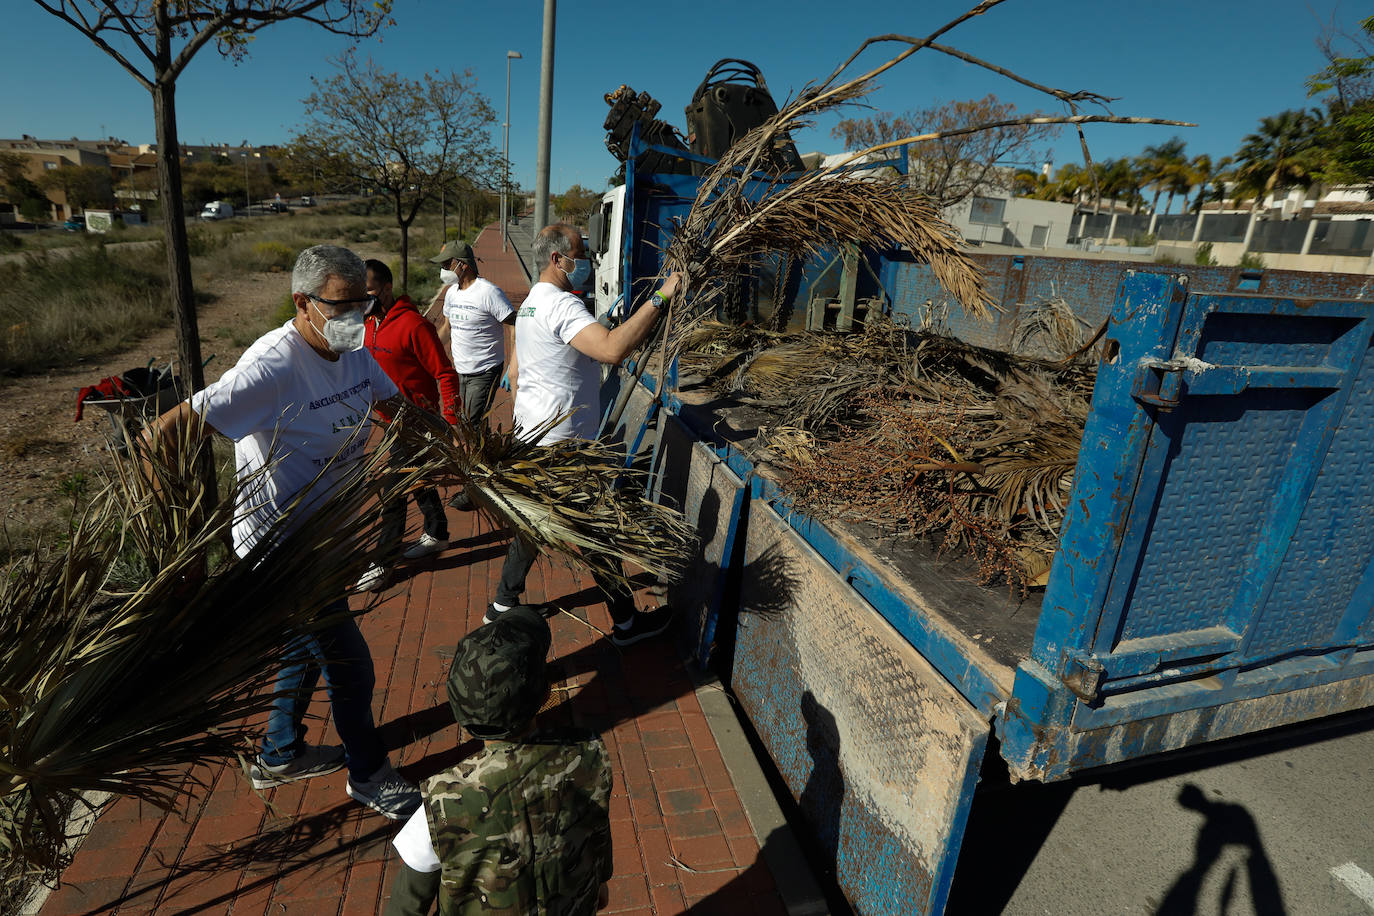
[604,142,1374,915]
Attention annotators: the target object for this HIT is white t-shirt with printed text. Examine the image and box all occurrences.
[443,277,514,374]
[190,321,398,557]
[512,281,601,445]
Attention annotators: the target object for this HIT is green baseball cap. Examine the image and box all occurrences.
[430,240,476,265]
[447,606,551,739]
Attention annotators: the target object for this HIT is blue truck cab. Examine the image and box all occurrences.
[596,133,1374,915]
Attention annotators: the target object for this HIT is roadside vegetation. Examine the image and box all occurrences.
[0,199,483,381]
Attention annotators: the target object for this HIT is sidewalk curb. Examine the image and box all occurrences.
[692,673,830,916]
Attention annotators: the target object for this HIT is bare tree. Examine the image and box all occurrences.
[31,0,392,393]
[288,53,500,290]
[832,94,1059,207]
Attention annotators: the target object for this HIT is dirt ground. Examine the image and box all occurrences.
[0,242,394,545]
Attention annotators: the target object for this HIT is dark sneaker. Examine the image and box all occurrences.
[609,606,675,647]
[483,603,509,625]
[347,761,421,820]
[248,744,345,789]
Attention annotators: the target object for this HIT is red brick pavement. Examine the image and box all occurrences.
[39,223,786,916]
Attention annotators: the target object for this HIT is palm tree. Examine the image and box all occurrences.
[1188,154,1233,212]
[1233,109,1322,215]
[1139,137,1188,214]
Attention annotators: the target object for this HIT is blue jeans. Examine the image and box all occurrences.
[259,600,385,782]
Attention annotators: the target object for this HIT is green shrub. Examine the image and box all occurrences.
[1238,251,1267,270]
[1154,252,1182,265]
[445,227,462,241]
[1194,242,1218,267]
[251,240,295,272]
[0,231,20,250]
[185,226,220,257]
[1128,231,1157,247]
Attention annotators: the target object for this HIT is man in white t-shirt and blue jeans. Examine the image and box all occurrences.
[487,224,684,647]
[431,240,515,509]
[143,245,422,820]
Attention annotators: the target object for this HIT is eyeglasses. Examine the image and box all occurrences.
[307,293,376,317]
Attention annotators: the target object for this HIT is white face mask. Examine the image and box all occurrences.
[310,301,366,353]
[440,268,459,285]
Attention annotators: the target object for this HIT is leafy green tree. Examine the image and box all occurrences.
[0,152,49,218]
[288,52,500,290]
[1307,14,1374,187]
[554,184,601,224]
[1232,109,1323,213]
[832,94,1059,207]
[37,163,114,211]
[32,0,392,394]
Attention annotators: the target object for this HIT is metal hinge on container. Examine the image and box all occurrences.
[1130,356,1203,410]
[1061,651,1105,703]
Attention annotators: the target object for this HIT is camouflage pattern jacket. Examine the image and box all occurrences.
[424,729,613,915]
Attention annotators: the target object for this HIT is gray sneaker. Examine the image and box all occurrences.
[248,744,345,789]
[347,761,421,820]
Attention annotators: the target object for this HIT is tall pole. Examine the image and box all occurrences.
[534,0,555,235]
[504,50,522,252]
[242,152,250,211]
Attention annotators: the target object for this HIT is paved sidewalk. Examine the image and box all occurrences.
[38,223,789,916]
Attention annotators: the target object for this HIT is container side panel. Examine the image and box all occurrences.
[1118,390,1315,643]
[732,504,988,916]
[1251,338,1374,654]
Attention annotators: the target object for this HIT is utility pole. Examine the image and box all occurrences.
[534,0,555,235]
[504,49,523,252]
[241,152,250,210]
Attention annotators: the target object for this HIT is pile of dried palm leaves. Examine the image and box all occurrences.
[678,313,1101,590]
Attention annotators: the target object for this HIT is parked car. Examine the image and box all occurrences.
[199,201,234,220]
[63,215,85,232]
[299,196,315,207]
[267,201,289,213]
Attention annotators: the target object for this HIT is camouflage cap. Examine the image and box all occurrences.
[447,606,551,739]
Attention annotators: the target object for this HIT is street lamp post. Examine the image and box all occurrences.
[503,50,523,253]
[241,152,250,212]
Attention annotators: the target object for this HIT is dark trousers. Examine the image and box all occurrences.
[380,485,447,553]
[459,365,503,426]
[495,533,637,626]
[379,443,448,558]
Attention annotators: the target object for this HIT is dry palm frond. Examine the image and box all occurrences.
[397,406,696,587]
[1010,296,1095,363]
[0,414,440,878]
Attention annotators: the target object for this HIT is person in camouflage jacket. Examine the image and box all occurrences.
[385,606,613,915]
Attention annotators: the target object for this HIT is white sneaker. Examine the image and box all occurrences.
[402,533,449,561]
[352,563,390,593]
[346,761,421,820]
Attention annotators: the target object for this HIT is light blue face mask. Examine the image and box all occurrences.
[559,254,592,288]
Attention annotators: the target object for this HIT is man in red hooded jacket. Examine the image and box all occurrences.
[354,259,461,592]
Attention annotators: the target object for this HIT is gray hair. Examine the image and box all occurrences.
[292,244,365,296]
[531,224,575,268]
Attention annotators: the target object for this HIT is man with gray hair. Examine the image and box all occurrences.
[486,224,683,646]
[143,244,422,820]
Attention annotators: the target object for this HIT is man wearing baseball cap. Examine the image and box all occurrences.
[430,241,516,510]
[384,606,613,915]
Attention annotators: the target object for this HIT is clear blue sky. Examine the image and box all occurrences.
[8,0,1360,193]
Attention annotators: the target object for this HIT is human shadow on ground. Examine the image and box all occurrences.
[683,692,845,915]
[1156,783,1287,916]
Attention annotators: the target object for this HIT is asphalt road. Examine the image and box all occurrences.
[948,712,1374,916]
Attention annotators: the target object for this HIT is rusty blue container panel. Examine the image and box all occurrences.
[998,271,1374,780]
[731,502,988,916]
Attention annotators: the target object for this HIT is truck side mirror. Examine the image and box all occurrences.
[587,212,605,255]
